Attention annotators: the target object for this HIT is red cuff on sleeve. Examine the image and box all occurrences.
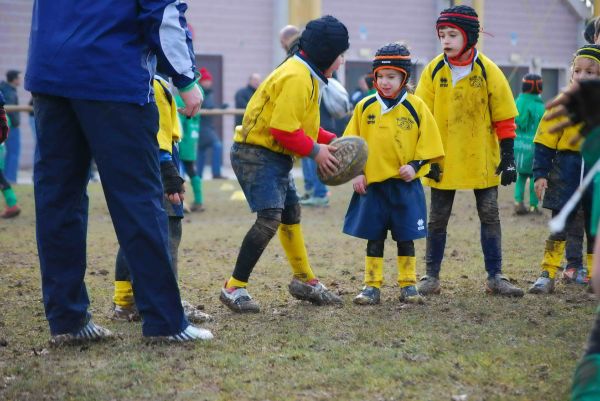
[269,127,315,156]
[493,118,517,140]
[317,127,337,144]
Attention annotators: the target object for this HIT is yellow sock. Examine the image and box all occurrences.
[365,256,384,288]
[278,223,316,282]
[397,256,417,288]
[588,253,595,280]
[541,240,565,279]
[226,277,248,289]
[113,280,134,307]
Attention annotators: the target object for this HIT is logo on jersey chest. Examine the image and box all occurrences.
[470,76,484,88]
[397,117,414,130]
[439,77,449,88]
[367,114,376,125]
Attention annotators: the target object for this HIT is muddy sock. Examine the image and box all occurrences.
[2,187,17,207]
[364,256,383,288]
[231,214,279,283]
[113,281,134,307]
[191,176,203,205]
[226,277,248,289]
[541,240,566,279]
[278,223,316,282]
[397,256,417,288]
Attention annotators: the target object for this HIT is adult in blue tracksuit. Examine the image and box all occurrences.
[26,0,212,342]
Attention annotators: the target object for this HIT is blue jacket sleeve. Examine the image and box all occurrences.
[138,0,197,89]
[533,143,555,181]
[0,91,5,107]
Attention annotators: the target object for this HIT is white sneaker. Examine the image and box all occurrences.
[50,319,113,346]
[167,324,213,342]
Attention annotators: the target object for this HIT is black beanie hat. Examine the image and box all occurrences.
[584,19,597,44]
[522,73,543,94]
[436,5,480,55]
[372,43,412,83]
[300,15,349,72]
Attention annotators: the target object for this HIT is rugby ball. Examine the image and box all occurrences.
[317,136,368,186]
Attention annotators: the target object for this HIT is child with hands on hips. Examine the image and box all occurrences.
[344,43,444,305]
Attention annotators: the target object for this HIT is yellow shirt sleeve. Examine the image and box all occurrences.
[415,63,435,113]
[486,61,518,122]
[343,101,364,138]
[534,107,583,151]
[269,75,313,134]
[413,97,444,163]
[154,79,175,154]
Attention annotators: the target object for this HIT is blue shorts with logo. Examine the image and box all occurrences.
[343,178,427,241]
[231,142,300,212]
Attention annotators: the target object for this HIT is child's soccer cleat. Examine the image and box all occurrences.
[528,271,555,294]
[189,203,205,212]
[417,275,441,295]
[299,196,329,207]
[562,267,578,284]
[576,269,590,285]
[288,278,342,305]
[1,205,20,218]
[529,206,543,215]
[514,202,528,215]
[181,300,213,323]
[219,286,260,313]
[353,286,381,305]
[110,304,140,321]
[486,274,525,297]
[50,319,113,346]
[399,285,425,304]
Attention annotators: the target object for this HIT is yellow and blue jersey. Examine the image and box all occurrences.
[416,51,518,189]
[534,103,583,152]
[233,55,323,155]
[343,92,444,184]
[153,76,181,153]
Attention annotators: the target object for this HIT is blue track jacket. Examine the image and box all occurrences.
[25,0,196,104]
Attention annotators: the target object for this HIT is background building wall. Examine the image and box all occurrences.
[0,0,591,171]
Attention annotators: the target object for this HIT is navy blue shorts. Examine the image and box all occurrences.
[343,178,427,241]
[231,142,299,212]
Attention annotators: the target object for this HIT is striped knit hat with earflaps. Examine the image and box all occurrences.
[436,5,480,56]
[372,43,412,99]
[574,44,600,65]
[522,73,543,94]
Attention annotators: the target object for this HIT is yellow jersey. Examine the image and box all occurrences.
[534,102,583,152]
[153,76,181,154]
[233,55,323,155]
[416,51,518,189]
[344,92,444,184]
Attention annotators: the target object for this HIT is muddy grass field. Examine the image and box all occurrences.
[0,179,596,401]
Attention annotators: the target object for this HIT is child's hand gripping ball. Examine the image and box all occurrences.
[317,136,368,186]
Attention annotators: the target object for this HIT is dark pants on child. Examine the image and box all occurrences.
[33,94,187,336]
[426,186,502,278]
[116,217,182,281]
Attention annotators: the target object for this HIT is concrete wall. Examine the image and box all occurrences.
[0,0,590,171]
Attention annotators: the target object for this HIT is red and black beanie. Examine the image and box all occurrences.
[299,15,349,72]
[522,73,543,94]
[436,5,480,55]
[372,43,412,97]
